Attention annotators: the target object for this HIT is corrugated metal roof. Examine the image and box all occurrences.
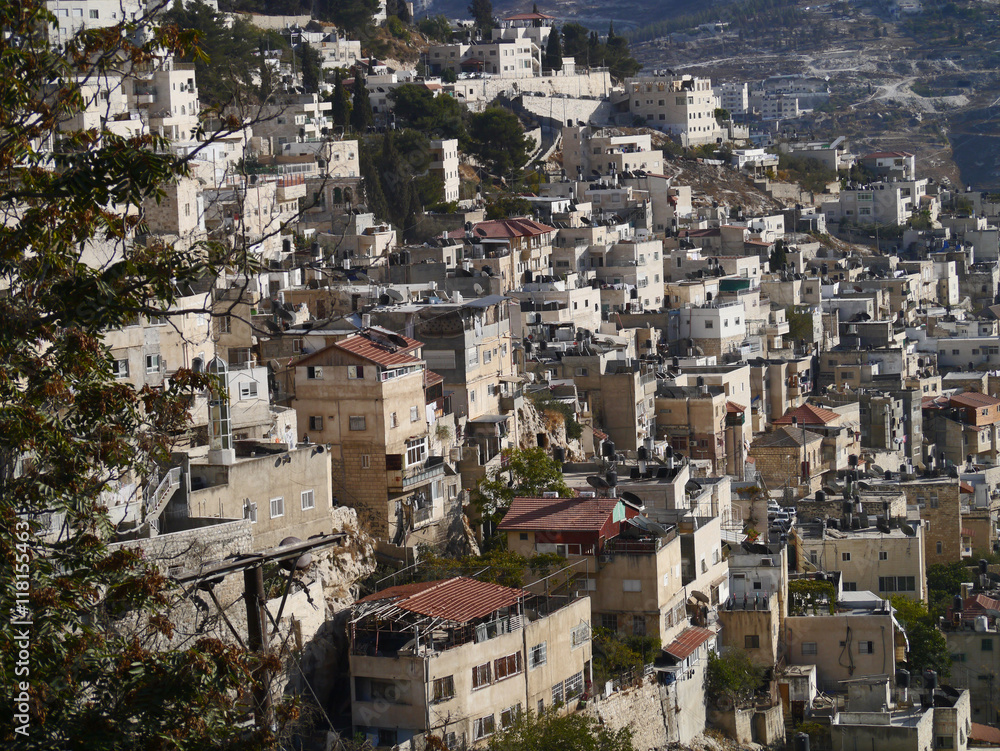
[950,391,1000,408]
[498,496,618,532]
[664,626,715,660]
[357,577,525,623]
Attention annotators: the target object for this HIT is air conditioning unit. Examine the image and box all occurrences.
[579,491,597,498]
[760,558,774,567]
[542,491,559,498]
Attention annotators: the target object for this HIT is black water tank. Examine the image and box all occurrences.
[923,669,938,690]
[816,490,826,502]
[981,559,989,574]
[553,447,566,464]
[794,732,810,751]
[638,446,648,461]
[603,441,616,458]
[896,668,910,688]
[606,471,618,487]
[954,594,964,613]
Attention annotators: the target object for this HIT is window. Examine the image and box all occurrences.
[308,416,323,431]
[483,350,492,364]
[361,454,371,469]
[745,635,760,649]
[347,365,364,379]
[983,639,994,652]
[623,579,641,592]
[406,437,427,467]
[473,715,495,740]
[472,663,492,689]
[705,321,714,329]
[879,551,888,561]
[858,641,875,654]
[529,642,547,668]
[571,623,590,648]
[802,642,818,655]
[349,416,366,431]
[306,366,323,379]
[564,672,584,701]
[880,576,916,592]
[937,737,954,749]
[89,8,99,17]
[632,615,646,636]
[301,490,315,511]
[843,582,858,591]
[217,315,231,335]
[431,675,454,702]
[809,551,818,565]
[467,349,479,367]
[390,412,398,428]
[145,354,161,373]
[113,358,129,379]
[500,705,521,729]
[936,541,943,555]
[494,653,522,681]
[600,613,618,632]
[410,406,419,423]
[239,382,259,399]
[269,497,284,518]
[552,681,564,705]
[841,552,851,562]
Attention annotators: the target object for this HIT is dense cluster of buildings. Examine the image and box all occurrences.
[41,1,1000,749]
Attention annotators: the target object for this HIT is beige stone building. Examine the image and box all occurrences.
[349,577,592,747]
[291,329,461,548]
[748,426,825,498]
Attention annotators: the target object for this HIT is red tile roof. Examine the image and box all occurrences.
[950,391,1000,408]
[424,370,444,388]
[504,11,556,20]
[774,403,840,426]
[357,577,525,623]
[331,331,422,367]
[971,723,1000,746]
[726,401,746,413]
[664,626,715,660]
[498,496,619,532]
[447,218,555,240]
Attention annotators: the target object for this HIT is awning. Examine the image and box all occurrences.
[499,375,524,383]
[664,626,715,660]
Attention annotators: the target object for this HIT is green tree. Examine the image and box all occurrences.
[298,41,322,93]
[544,27,563,72]
[785,306,815,343]
[485,193,534,220]
[0,1,280,746]
[705,648,768,708]
[330,68,352,130]
[359,138,389,220]
[927,562,974,616]
[163,0,287,107]
[469,0,494,32]
[891,596,952,678]
[561,22,591,65]
[350,72,373,133]
[486,708,635,751]
[604,24,642,81]
[474,447,572,518]
[388,83,467,140]
[769,238,787,270]
[418,15,453,42]
[714,107,731,121]
[467,107,534,179]
[314,0,379,34]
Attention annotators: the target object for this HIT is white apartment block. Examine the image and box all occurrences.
[281,138,359,179]
[131,59,200,142]
[625,74,724,147]
[47,0,143,44]
[430,139,460,203]
[749,91,800,121]
[426,39,538,79]
[714,82,749,115]
[561,126,666,180]
[316,32,363,72]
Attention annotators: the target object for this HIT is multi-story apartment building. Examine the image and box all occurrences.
[714,81,749,116]
[624,74,724,146]
[429,138,460,203]
[291,329,461,546]
[560,126,666,181]
[47,0,143,44]
[447,218,557,292]
[349,577,592,747]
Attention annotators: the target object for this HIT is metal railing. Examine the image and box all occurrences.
[145,467,180,517]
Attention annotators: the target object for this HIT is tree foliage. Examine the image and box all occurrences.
[388,83,467,140]
[467,107,534,179]
[469,0,494,32]
[592,629,662,685]
[544,27,563,72]
[891,596,952,678]
[485,708,635,751]
[474,447,572,517]
[297,41,323,93]
[416,548,565,589]
[0,2,280,747]
[927,562,975,617]
[419,15,454,42]
[705,648,768,708]
[350,72,373,133]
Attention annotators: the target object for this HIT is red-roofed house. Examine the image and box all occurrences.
[349,576,593,747]
[292,329,460,548]
[926,391,1000,466]
[499,495,691,644]
[446,218,556,291]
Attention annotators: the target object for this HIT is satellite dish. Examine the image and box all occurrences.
[438,290,451,302]
[473,283,485,295]
[387,288,404,303]
[872,464,885,475]
[857,480,872,491]
[620,491,643,506]
[276,306,296,322]
[586,476,610,490]
[264,319,282,333]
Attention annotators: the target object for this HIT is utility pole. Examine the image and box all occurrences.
[244,564,272,729]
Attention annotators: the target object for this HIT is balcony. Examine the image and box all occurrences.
[499,388,523,414]
[387,456,446,492]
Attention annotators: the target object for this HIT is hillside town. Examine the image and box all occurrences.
[11,0,1000,749]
